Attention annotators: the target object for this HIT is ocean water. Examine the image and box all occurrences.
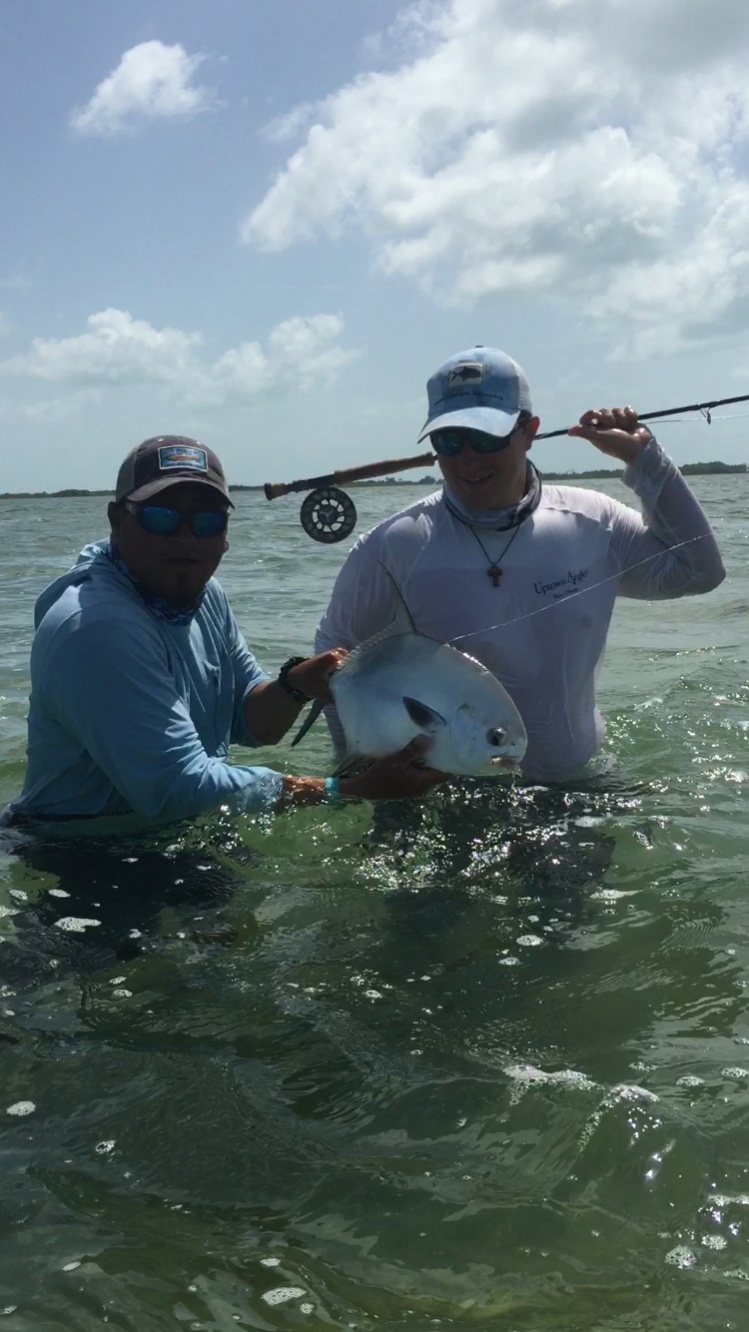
[0,477,748,1331]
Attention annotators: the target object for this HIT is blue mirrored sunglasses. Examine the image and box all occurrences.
[124,500,229,538]
[430,424,520,456]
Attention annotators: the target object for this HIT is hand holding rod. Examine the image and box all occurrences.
[263,392,749,498]
[536,393,749,440]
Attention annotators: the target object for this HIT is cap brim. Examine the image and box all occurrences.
[418,405,521,443]
[125,476,234,507]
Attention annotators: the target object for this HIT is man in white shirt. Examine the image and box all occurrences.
[315,347,725,785]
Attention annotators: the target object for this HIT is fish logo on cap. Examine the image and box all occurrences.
[447,363,484,387]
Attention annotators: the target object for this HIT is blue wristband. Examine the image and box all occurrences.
[324,776,341,803]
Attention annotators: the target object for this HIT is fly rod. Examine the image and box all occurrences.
[266,392,749,497]
[536,392,749,439]
[263,450,436,501]
[265,392,748,542]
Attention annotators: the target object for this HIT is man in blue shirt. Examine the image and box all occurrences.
[7,435,441,829]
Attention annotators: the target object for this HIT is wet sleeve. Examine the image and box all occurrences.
[48,618,283,821]
[611,440,726,599]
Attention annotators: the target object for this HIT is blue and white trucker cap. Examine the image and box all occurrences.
[418,347,533,441]
[115,436,233,505]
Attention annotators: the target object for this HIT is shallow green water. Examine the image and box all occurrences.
[1,479,748,1331]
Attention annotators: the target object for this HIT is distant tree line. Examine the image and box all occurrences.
[541,461,747,480]
[1,461,745,499]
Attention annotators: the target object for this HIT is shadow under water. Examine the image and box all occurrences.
[0,825,257,991]
[367,776,625,943]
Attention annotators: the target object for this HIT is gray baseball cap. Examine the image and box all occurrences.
[115,436,233,505]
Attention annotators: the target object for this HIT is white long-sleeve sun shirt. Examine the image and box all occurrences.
[315,440,725,784]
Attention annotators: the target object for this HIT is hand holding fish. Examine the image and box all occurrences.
[288,649,349,702]
[568,406,654,465]
[340,736,448,801]
[295,568,528,775]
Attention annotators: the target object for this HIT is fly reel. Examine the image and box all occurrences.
[300,486,357,544]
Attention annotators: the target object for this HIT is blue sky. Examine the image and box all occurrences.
[2,0,749,494]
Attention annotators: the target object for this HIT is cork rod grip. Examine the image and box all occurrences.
[264,450,436,500]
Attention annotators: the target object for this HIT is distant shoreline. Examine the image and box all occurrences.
[1,460,745,499]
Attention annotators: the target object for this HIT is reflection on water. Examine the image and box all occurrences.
[4,828,252,984]
[1,761,749,1331]
[1,482,748,1329]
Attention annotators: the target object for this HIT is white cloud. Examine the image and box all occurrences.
[0,309,358,404]
[0,309,201,384]
[70,41,214,137]
[262,102,318,145]
[270,313,357,384]
[241,0,749,356]
[0,390,102,426]
[208,315,358,402]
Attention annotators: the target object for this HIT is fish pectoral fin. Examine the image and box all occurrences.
[290,699,325,747]
[403,696,447,732]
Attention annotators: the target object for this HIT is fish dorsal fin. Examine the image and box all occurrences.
[291,564,417,745]
[338,565,418,673]
[378,563,416,634]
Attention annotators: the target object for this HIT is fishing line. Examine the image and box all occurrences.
[654,413,749,425]
[449,533,712,643]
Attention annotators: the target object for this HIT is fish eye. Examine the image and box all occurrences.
[487,728,506,747]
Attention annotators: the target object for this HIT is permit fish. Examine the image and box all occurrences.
[294,575,527,777]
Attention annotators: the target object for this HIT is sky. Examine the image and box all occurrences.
[2,0,749,495]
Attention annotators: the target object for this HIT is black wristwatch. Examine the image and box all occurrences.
[277,655,310,704]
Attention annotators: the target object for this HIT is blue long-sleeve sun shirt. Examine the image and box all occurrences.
[11,542,283,823]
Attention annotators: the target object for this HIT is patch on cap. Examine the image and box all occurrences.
[157,443,208,473]
[447,362,484,389]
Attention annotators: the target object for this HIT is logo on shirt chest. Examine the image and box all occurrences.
[534,567,589,600]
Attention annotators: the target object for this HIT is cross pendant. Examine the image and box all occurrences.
[487,564,502,587]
